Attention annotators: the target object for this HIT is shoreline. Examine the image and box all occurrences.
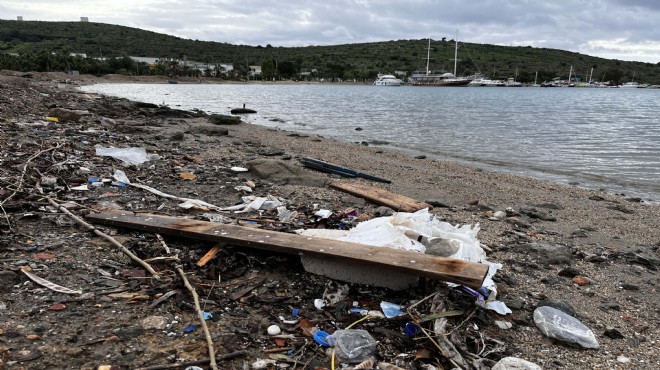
[1,70,659,369]
[78,76,660,204]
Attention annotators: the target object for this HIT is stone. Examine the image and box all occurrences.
[246,159,327,187]
[604,327,625,339]
[492,357,542,370]
[526,242,572,264]
[0,270,19,292]
[537,299,576,316]
[196,126,229,136]
[572,275,590,286]
[541,275,561,285]
[142,315,168,330]
[533,306,599,349]
[208,114,242,125]
[558,267,582,277]
[48,107,81,122]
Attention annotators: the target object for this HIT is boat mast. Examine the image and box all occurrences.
[453,30,458,77]
[426,38,430,76]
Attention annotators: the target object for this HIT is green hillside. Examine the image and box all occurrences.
[1,19,658,83]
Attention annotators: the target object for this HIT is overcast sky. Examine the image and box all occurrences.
[3,0,659,63]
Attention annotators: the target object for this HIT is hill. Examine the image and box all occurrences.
[1,19,658,83]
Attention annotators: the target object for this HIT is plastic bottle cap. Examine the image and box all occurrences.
[313,330,331,347]
[404,322,421,335]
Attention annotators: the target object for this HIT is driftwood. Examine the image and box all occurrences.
[329,181,432,212]
[87,212,488,288]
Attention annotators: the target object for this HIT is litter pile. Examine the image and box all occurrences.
[2,72,656,370]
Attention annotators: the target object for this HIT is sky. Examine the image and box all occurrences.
[2,0,660,63]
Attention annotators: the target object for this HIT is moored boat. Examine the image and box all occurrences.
[373,74,403,86]
[411,32,472,87]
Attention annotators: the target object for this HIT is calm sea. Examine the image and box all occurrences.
[81,83,660,202]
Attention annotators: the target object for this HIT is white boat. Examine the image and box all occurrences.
[481,79,506,87]
[373,74,403,86]
[411,31,472,86]
[620,82,640,88]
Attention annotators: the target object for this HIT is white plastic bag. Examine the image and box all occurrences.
[96,146,149,165]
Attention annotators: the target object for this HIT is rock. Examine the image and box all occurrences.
[558,267,582,277]
[100,117,116,126]
[48,107,81,122]
[208,114,242,125]
[598,301,620,311]
[355,127,363,131]
[495,320,513,329]
[620,283,639,291]
[526,242,572,264]
[537,299,576,316]
[259,148,285,156]
[142,316,168,330]
[541,276,561,285]
[533,306,599,349]
[414,155,427,159]
[425,199,451,208]
[0,270,19,292]
[246,159,327,187]
[604,327,625,339]
[134,101,159,109]
[195,126,229,136]
[572,276,590,286]
[230,107,257,114]
[492,357,542,370]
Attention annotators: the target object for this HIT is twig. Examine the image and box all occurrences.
[154,233,171,254]
[176,265,218,370]
[0,204,11,232]
[44,196,159,277]
[1,143,61,207]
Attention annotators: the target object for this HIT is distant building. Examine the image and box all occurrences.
[249,65,262,77]
[70,53,87,58]
[81,17,89,22]
[17,16,23,21]
[130,56,160,66]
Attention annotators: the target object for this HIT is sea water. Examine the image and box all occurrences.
[81,83,660,202]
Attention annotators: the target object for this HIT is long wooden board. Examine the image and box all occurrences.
[329,181,432,212]
[87,212,487,288]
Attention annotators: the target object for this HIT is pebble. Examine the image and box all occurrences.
[267,324,281,335]
[491,357,542,370]
[572,275,590,286]
[141,315,168,330]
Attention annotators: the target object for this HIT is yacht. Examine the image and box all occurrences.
[411,32,472,86]
[373,74,403,86]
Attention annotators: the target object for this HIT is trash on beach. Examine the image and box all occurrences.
[533,306,599,349]
[21,269,82,295]
[300,156,391,183]
[179,172,197,180]
[221,195,283,213]
[298,208,508,313]
[330,329,377,364]
[45,116,59,122]
[96,146,149,165]
[231,166,249,172]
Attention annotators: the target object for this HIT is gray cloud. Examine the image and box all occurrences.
[2,0,659,62]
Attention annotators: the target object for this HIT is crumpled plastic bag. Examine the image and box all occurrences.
[297,208,509,314]
[96,146,149,165]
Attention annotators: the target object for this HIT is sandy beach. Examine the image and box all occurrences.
[1,71,658,369]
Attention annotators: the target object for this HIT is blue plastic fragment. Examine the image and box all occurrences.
[313,330,331,347]
[183,324,197,333]
[381,301,404,318]
[203,311,212,320]
[404,322,421,335]
[88,177,101,183]
[477,287,491,298]
[291,308,300,317]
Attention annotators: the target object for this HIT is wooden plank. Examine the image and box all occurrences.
[87,212,488,288]
[329,181,432,212]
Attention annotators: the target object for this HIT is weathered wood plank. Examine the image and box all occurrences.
[329,181,432,212]
[87,212,488,288]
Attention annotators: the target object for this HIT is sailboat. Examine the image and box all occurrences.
[410,31,472,86]
[531,71,540,87]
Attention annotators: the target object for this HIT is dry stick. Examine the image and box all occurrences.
[1,143,61,207]
[175,265,218,370]
[44,196,159,277]
[1,143,61,231]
